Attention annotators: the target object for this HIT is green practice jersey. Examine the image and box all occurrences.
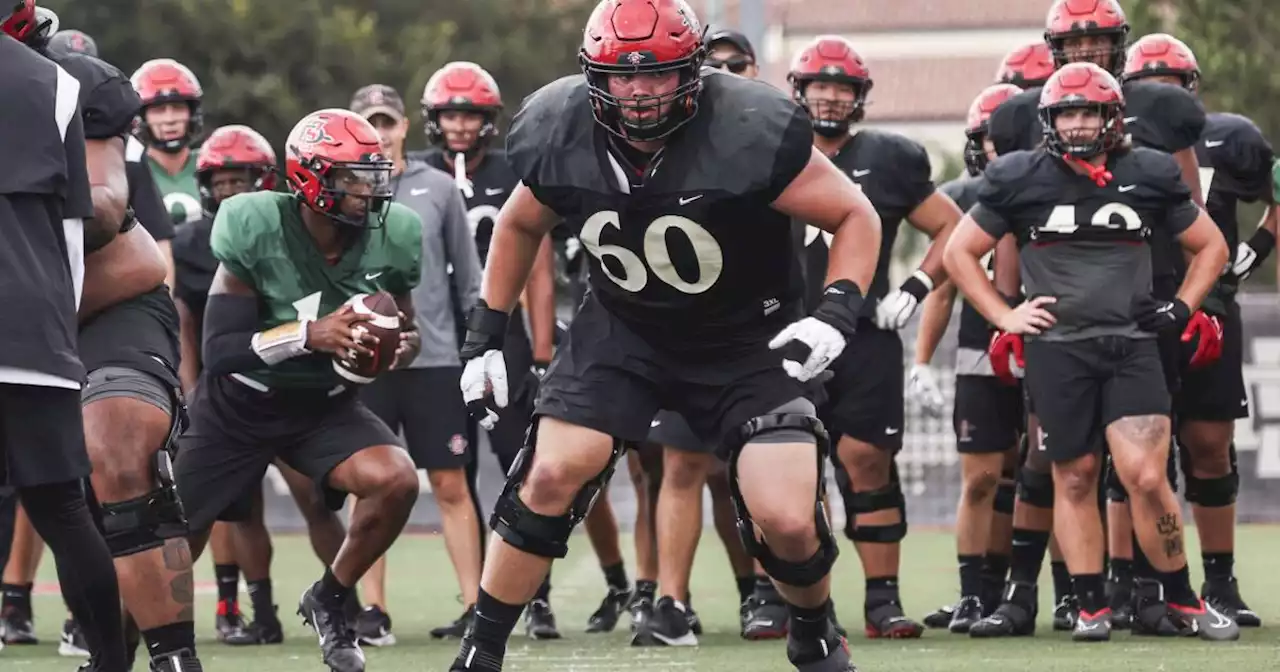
[130,137,202,226]
[210,191,423,389]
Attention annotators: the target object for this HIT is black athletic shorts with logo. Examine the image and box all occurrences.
[954,375,1025,455]
[362,367,471,470]
[819,322,904,452]
[1176,300,1248,422]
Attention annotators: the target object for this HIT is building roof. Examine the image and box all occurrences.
[692,0,1054,33]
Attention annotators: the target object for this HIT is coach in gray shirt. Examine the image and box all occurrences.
[348,84,482,641]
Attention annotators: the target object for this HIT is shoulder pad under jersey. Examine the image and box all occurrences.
[209,191,290,284]
[376,202,424,295]
[505,75,603,195]
[48,52,140,141]
[1202,112,1274,200]
[1121,79,1206,153]
[977,150,1049,211]
[987,87,1042,157]
[1125,146,1192,202]
[940,175,985,212]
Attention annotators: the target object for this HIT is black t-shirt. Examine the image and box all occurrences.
[42,50,139,141]
[795,129,935,317]
[0,41,96,382]
[126,153,176,241]
[970,147,1199,342]
[506,71,812,360]
[172,214,217,365]
[417,148,520,264]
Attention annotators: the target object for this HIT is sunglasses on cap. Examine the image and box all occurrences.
[706,55,753,74]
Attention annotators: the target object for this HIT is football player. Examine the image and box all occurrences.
[787,35,962,640]
[913,84,1026,633]
[451,1,882,670]
[1121,32,1273,627]
[45,27,96,58]
[132,58,205,228]
[978,0,1212,636]
[995,41,1055,89]
[174,109,424,672]
[414,60,585,640]
[945,62,1235,642]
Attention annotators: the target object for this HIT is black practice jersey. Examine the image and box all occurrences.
[1195,112,1275,287]
[795,130,935,317]
[0,40,96,382]
[418,148,520,264]
[942,176,999,353]
[970,148,1200,342]
[125,137,176,242]
[41,50,139,141]
[172,214,216,362]
[506,71,812,359]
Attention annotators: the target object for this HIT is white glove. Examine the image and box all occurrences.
[907,364,946,417]
[460,349,508,430]
[875,270,934,330]
[768,317,847,382]
[1233,240,1258,279]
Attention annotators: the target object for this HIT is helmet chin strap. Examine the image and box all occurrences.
[1063,153,1113,187]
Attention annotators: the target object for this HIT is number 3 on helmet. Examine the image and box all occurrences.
[285,109,394,228]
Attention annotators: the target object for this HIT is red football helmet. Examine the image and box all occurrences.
[995,42,1056,89]
[2,0,36,42]
[1044,0,1130,76]
[964,84,1023,176]
[1038,62,1126,161]
[285,109,393,228]
[788,35,873,138]
[131,58,204,152]
[195,125,278,216]
[1122,33,1200,92]
[579,0,706,142]
[421,61,504,153]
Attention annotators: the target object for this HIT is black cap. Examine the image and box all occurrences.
[706,28,755,60]
[48,29,97,58]
[350,84,406,122]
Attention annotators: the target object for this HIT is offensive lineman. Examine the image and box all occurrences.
[787,35,962,639]
[451,1,883,670]
[175,109,424,672]
[945,62,1235,642]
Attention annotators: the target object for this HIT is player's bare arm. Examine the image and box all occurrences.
[992,234,1020,299]
[1174,208,1230,311]
[77,225,168,321]
[84,135,129,251]
[481,182,561,312]
[391,292,420,369]
[914,280,956,365]
[1173,147,1205,209]
[771,146,881,290]
[944,217,1055,335]
[523,235,557,362]
[175,297,200,392]
[907,191,964,285]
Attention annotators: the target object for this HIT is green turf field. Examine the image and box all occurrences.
[6,526,1280,671]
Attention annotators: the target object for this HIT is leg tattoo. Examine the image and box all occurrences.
[163,539,195,621]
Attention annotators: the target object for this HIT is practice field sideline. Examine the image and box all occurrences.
[7,528,1280,671]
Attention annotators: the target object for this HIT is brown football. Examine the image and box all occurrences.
[332,291,402,384]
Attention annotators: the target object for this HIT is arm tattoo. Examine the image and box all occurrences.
[1111,415,1170,448]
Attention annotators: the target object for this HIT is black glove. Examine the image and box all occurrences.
[460,300,508,360]
[1132,295,1191,333]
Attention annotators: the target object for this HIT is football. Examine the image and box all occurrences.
[332,291,402,384]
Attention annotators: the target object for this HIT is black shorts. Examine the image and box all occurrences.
[953,375,1024,454]
[1175,300,1247,422]
[176,374,401,531]
[0,384,89,487]
[819,324,904,452]
[78,286,182,395]
[361,367,471,470]
[534,297,805,454]
[1023,337,1169,463]
[647,410,712,454]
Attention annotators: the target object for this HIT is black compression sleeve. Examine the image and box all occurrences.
[202,294,267,376]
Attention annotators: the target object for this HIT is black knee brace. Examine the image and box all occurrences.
[723,412,838,588]
[1181,442,1239,507]
[1017,467,1054,509]
[489,416,624,559]
[843,461,908,543]
[993,481,1017,515]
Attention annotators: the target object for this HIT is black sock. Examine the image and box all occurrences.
[1051,560,1072,601]
[1132,532,1156,579]
[142,621,196,659]
[317,567,350,609]
[635,579,657,600]
[1202,552,1234,582]
[1009,528,1050,585]
[214,564,239,605]
[983,554,1010,585]
[1109,557,1133,586]
[787,601,830,641]
[0,582,32,613]
[1073,573,1106,614]
[247,579,275,621]
[472,588,524,648]
[958,554,984,597]
[865,576,899,607]
[1156,564,1198,608]
[533,576,552,603]
[736,575,755,604]
[602,562,628,592]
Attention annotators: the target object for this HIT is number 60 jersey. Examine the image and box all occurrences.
[505,71,813,358]
[969,147,1201,342]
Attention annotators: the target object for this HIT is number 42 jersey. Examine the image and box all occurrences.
[505,70,813,358]
[969,148,1200,342]
[210,191,422,389]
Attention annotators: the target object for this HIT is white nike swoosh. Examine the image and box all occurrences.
[1118,185,1136,192]
[1205,140,1225,148]
[650,420,661,428]
[485,187,505,196]
[1124,116,1139,124]
[679,194,704,205]
[884,427,900,435]
[410,188,430,196]
[1079,622,1100,631]
[366,272,383,280]
[853,169,871,177]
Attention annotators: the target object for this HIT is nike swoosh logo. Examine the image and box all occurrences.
[1118,185,1136,192]
[884,427,900,435]
[852,169,871,177]
[650,420,661,428]
[1079,622,1100,631]
[366,272,383,280]
[1124,116,1139,124]
[679,194,704,205]
[410,188,430,196]
[485,187,505,196]
[1204,140,1225,148]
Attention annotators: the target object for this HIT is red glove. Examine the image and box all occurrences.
[988,330,1024,386]
[1181,311,1223,369]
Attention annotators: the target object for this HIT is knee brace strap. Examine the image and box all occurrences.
[844,463,907,543]
[1183,471,1238,507]
[99,485,188,557]
[1016,467,1054,509]
[993,481,1017,515]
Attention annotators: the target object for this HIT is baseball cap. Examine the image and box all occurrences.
[350,84,406,122]
[706,28,755,60]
